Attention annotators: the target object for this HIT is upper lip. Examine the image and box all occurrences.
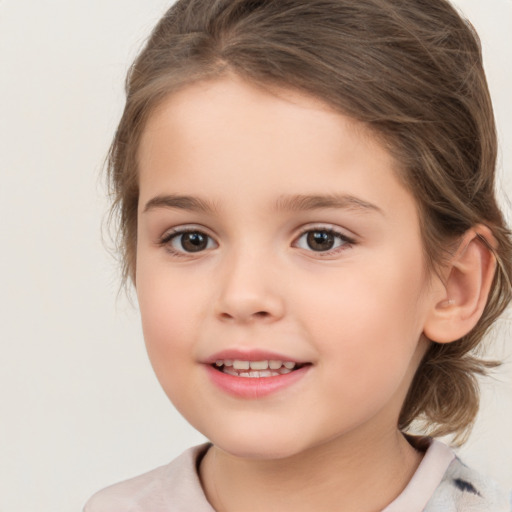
[204,349,308,365]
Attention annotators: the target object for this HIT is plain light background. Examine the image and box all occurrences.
[0,1,511,511]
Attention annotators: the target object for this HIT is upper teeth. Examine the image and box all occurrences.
[215,360,296,371]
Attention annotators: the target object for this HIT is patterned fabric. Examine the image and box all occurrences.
[424,456,510,511]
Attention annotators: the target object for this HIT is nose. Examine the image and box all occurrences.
[214,251,285,323]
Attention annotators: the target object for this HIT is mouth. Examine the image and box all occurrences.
[211,359,309,378]
[204,350,312,397]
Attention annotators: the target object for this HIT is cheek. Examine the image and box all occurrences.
[136,263,205,375]
[136,277,205,417]
[299,259,425,337]
[294,250,428,388]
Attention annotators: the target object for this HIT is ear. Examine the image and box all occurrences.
[423,225,497,344]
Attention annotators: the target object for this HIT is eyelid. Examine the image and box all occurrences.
[158,223,215,240]
[158,224,218,256]
[295,223,357,241]
[292,224,357,254]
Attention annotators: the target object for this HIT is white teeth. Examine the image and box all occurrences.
[215,359,300,377]
[249,361,268,370]
[233,360,250,370]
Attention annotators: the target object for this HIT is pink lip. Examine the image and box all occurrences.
[204,349,305,365]
[205,365,310,399]
[203,349,311,399]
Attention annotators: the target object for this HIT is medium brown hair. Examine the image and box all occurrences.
[108,0,512,442]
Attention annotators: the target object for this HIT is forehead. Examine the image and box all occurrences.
[137,75,417,223]
[138,74,377,167]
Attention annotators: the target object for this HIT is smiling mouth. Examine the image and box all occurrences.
[212,359,308,378]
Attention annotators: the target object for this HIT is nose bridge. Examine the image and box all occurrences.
[215,241,285,322]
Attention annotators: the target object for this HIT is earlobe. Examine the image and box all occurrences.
[423,225,496,344]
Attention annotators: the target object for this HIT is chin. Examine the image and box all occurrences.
[203,424,318,461]
[216,439,304,460]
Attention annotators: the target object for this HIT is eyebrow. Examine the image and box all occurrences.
[273,193,383,215]
[143,194,219,214]
[143,193,383,216]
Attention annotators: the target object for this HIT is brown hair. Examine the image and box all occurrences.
[108,0,512,442]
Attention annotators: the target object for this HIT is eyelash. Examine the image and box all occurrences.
[158,227,217,258]
[158,226,356,258]
[294,227,356,256]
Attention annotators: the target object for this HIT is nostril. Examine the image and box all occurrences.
[218,310,272,322]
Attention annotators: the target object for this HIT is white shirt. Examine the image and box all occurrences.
[83,439,510,511]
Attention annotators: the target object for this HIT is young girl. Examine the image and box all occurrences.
[85,0,512,510]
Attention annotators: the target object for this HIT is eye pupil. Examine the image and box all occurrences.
[181,232,208,252]
[307,231,335,251]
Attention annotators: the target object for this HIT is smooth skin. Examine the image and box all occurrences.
[135,74,495,512]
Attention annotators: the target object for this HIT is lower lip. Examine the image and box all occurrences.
[204,365,310,399]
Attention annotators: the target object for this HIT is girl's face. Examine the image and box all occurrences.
[136,75,439,459]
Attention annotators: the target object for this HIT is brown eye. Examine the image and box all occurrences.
[164,230,216,254]
[180,232,208,252]
[306,231,335,251]
[295,228,353,253]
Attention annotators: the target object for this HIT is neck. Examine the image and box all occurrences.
[199,428,423,512]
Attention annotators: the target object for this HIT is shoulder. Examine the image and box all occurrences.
[425,454,510,512]
[83,463,170,512]
[385,437,511,512]
[83,444,214,512]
